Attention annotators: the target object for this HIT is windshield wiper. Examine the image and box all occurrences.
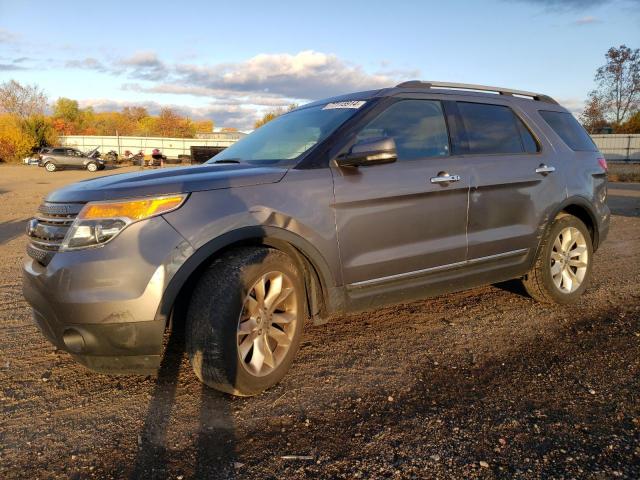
[212,158,242,164]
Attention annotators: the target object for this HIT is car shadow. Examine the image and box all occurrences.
[492,278,530,298]
[129,322,238,479]
[606,190,640,218]
[0,219,27,245]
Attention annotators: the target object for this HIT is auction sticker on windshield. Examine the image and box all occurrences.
[322,101,366,110]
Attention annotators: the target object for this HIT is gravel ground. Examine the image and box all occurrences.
[0,165,638,479]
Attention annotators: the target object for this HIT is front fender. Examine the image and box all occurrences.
[155,225,338,326]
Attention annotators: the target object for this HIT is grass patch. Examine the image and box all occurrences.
[608,162,640,182]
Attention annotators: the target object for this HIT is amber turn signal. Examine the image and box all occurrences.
[78,195,186,221]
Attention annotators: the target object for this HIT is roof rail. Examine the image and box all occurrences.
[395,80,558,105]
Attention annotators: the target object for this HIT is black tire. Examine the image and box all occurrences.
[44,162,57,172]
[522,214,593,304]
[86,162,98,172]
[186,247,305,396]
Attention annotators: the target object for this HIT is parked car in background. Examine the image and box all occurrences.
[23,155,40,165]
[24,81,609,397]
[39,147,106,172]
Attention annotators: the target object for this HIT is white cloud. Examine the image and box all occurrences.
[63,49,416,129]
[573,15,600,25]
[172,50,399,99]
[78,98,262,131]
[555,97,585,115]
[0,28,19,44]
[118,50,168,81]
[512,0,639,10]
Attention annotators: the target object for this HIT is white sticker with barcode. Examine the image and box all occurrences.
[322,101,366,110]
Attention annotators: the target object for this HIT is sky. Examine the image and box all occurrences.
[0,0,639,131]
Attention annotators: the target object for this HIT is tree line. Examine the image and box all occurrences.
[0,79,217,162]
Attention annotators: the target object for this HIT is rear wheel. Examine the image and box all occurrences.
[44,162,57,172]
[86,162,98,172]
[522,214,593,304]
[186,247,305,396]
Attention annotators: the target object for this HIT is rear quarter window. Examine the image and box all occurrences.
[538,110,597,152]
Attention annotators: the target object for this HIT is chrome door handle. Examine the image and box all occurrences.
[430,173,461,184]
[535,165,556,175]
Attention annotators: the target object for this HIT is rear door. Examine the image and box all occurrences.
[456,100,566,261]
[331,98,471,286]
[47,148,66,166]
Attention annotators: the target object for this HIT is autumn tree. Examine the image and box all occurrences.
[153,108,197,137]
[122,106,149,122]
[588,45,640,126]
[254,104,298,129]
[580,94,609,133]
[195,119,214,134]
[22,115,58,149]
[615,110,640,133]
[0,80,48,118]
[0,114,32,162]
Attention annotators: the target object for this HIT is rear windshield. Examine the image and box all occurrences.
[538,111,597,152]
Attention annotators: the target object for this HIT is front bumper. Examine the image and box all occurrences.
[22,216,193,374]
[30,306,164,374]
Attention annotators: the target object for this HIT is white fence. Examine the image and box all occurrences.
[591,135,640,162]
[59,134,244,159]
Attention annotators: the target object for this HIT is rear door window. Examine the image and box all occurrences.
[538,110,597,151]
[355,100,450,161]
[457,102,533,155]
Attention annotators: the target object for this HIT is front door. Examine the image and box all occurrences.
[331,99,471,287]
[65,149,85,168]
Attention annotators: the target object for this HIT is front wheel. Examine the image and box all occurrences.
[522,214,593,304]
[86,162,98,172]
[44,162,57,172]
[186,247,305,396]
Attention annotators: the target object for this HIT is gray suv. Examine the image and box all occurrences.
[23,81,610,396]
[40,147,106,172]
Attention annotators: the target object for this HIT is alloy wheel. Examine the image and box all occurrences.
[237,271,298,377]
[550,226,589,294]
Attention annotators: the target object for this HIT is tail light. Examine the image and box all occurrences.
[597,157,608,172]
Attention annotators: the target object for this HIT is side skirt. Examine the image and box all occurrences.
[337,249,531,314]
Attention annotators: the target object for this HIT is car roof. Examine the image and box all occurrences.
[298,81,566,112]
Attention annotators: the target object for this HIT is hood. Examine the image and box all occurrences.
[46,163,288,203]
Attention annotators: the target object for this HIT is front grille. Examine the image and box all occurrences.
[26,202,84,265]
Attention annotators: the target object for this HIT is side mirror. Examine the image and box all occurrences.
[336,137,397,167]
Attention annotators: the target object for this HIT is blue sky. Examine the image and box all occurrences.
[1,0,639,130]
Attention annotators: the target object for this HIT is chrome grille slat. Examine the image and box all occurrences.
[34,216,75,226]
[29,238,63,250]
[27,202,83,266]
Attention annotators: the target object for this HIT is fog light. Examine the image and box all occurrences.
[62,329,86,353]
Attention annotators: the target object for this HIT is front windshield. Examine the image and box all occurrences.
[208,103,364,164]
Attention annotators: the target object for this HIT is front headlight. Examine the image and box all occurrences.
[60,194,187,251]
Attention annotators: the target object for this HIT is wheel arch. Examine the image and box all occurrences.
[156,226,335,330]
[536,196,600,259]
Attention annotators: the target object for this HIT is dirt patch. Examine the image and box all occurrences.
[0,165,638,479]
